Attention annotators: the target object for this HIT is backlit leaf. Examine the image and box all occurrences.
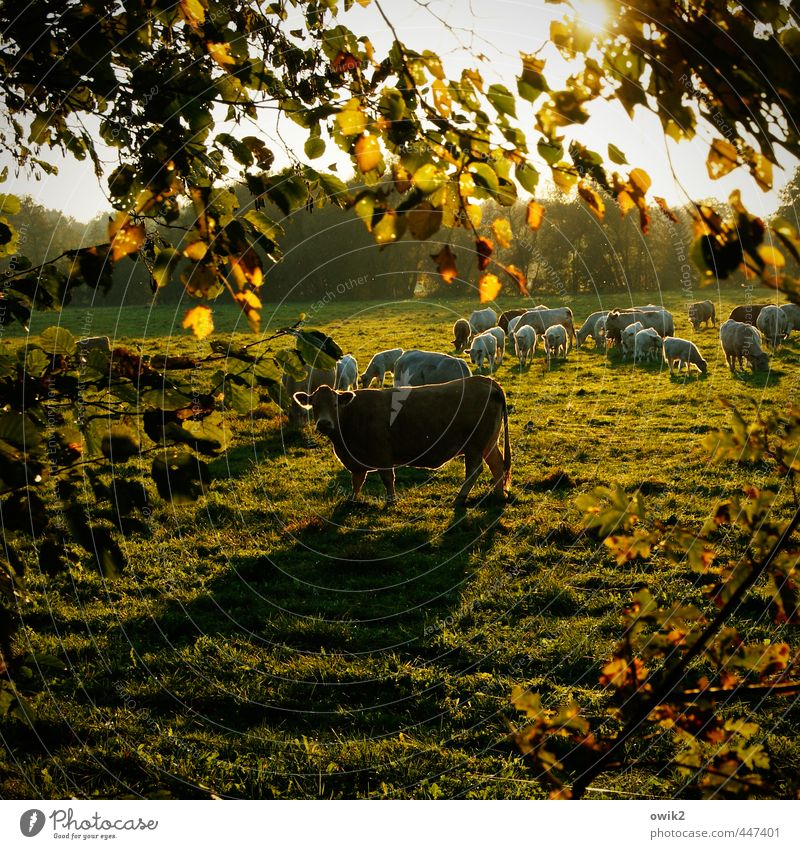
[478,272,501,302]
[182,305,214,339]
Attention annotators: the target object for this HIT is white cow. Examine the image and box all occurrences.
[662,337,708,375]
[544,324,568,364]
[719,319,770,372]
[780,303,800,334]
[482,327,506,365]
[620,321,644,362]
[516,307,576,346]
[634,327,663,364]
[468,307,498,334]
[594,316,607,351]
[359,348,404,387]
[756,304,789,350]
[394,350,470,386]
[576,311,609,348]
[469,332,498,373]
[513,326,537,368]
[334,354,358,391]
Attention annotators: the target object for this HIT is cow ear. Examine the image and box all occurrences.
[293,392,312,409]
[337,391,356,406]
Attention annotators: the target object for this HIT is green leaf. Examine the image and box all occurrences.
[486,83,516,118]
[37,326,76,357]
[515,162,539,194]
[412,163,446,195]
[224,380,259,414]
[243,210,285,241]
[295,330,342,370]
[470,162,499,197]
[537,139,563,165]
[152,247,180,290]
[318,172,350,207]
[0,194,21,216]
[304,136,326,159]
[607,143,628,165]
[275,349,307,380]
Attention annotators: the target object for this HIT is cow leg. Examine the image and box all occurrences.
[454,452,483,506]
[379,468,396,504]
[350,469,368,501]
[484,445,506,498]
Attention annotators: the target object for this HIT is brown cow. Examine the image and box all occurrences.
[728,304,771,326]
[293,375,511,505]
[283,365,336,427]
[498,309,528,333]
[452,318,472,352]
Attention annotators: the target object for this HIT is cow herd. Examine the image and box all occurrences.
[288,299,800,504]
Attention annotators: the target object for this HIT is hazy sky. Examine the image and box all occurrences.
[3,0,795,222]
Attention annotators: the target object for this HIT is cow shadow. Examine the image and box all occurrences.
[732,368,784,388]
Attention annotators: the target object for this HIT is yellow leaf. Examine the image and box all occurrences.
[491,217,513,248]
[432,79,452,118]
[757,244,785,268]
[336,99,367,136]
[526,200,545,230]
[466,202,482,229]
[234,291,262,333]
[108,213,145,262]
[183,240,208,261]
[207,42,236,67]
[749,153,773,191]
[478,272,501,302]
[578,180,605,221]
[616,190,635,217]
[356,0,371,6]
[552,162,578,193]
[629,167,651,195]
[182,305,214,339]
[179,0,205,29]
[706,138,739,180]
[354,134,381,172]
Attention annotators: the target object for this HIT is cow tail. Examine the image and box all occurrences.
[501,388,511,491]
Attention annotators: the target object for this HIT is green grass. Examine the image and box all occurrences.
[3,290,800,799]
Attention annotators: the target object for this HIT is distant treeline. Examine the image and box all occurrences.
[6,183,791,309]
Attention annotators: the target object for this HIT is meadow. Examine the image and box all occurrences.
[2,288,800,799]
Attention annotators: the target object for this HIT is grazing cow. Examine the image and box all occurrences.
[469,332,498,373]
[634,327,663,364]
[780,303,800,334]
[594,316,607,350]
[482,326,506,364]
[498,309,528,332]
[468,307,498,334]
[756,304,789,350]
[283,365,336,427]
[544,324,568,364]
[452,319,472,352]
[605,308,674,343]
[662,337,707,375]
[621,321,644,362]
[77,335,111,355]
[292,376,511,505]
[513,326,537,368]
[688,300,716,330]
[394,350,470,387]
[719,319,770,372]
[728,304,771,326]
[359,348,404,388]
[335,354,358,391]
[516,307,576,346]
[576,311,609,348]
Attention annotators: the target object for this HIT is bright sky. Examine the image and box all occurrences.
[4,0,795,222]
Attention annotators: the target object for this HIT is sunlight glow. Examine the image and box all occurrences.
[569,0,612,35]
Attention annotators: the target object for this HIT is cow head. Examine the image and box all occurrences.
[749,350,770,372]
[293,385,355,435]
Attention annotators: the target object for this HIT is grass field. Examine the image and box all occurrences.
[2,289,800,799]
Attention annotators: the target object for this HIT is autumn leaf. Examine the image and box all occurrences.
[749,153,773,192]
[184,240,208,261]
[706,138,739,180]
[491,217,513,248]
[476,236,493,270]
[179,0,205,30]
[234,290,262,333]
[629,167,651,195]
[432,79,452,118]
[182,305,214,339]
[431,245,458,285]
[526,200,545,231]
[654,196,679,223]
[108,213,145,262]
[478,272,501,302]
[407,202,443,240]
[354,134,381,172]
[503,263,527,294]
[578,180,605,221]
[332,51,360,74]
